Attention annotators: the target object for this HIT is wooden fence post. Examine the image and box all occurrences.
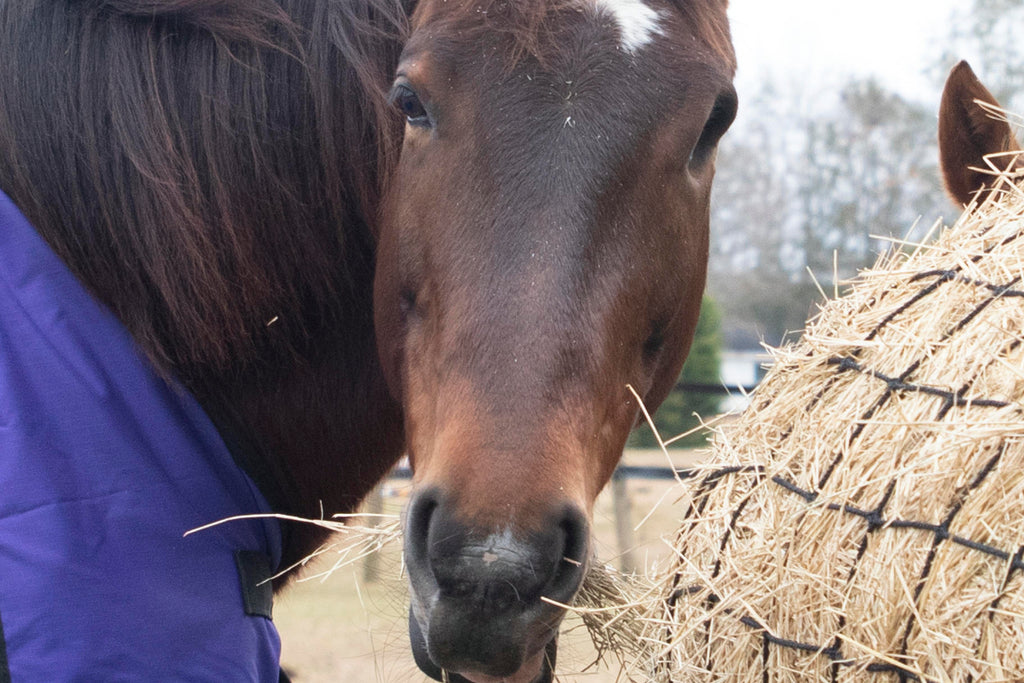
[611,470,636,574]
[362,483,384,583]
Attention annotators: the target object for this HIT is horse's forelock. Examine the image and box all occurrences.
[417,0,732,71]
[671,0,735,73]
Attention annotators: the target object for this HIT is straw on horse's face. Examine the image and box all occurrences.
[374,1,735,680]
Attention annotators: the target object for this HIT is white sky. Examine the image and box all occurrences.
[728,0,968,111]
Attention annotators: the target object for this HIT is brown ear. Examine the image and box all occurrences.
[938,60,1021,206]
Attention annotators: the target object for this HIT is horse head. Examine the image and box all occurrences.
[374,1,736,680]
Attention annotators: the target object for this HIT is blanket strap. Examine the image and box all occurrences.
[234,550,275,620]
[0,605,10,683]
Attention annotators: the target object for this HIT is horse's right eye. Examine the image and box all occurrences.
[391,84,431,128]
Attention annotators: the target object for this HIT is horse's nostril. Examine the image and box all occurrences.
[404,490,439,587]
[408,490,438,538]
[560,506,588,565]
[546,506,589,604]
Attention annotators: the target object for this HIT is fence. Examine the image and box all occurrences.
[359,381,760,578]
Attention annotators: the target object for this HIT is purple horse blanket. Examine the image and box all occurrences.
[0,190,283,681]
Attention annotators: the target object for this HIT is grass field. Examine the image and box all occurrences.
[274,448,707,682]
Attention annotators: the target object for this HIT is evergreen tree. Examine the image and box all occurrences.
[629,295,722,448]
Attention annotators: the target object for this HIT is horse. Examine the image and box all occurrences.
[0,1,736,681]
[939,60,1022,206]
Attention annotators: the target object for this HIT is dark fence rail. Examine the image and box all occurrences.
[612,465,697,480]
[389,464,699,482]
[675,382,759,394]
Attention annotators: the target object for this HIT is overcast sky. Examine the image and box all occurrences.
[728,0,967,111]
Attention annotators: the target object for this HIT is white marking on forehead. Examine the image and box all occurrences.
[591,0,663,53]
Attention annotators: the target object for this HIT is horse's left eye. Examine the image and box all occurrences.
[391,84,431,128]
[689,86,738,168]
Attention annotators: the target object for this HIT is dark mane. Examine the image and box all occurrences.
[0,0,407,387]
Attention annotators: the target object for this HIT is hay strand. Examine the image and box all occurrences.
[187,508,652,670]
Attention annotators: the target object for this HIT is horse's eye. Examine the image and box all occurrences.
[391,84,431,128]
[642,321,667,362]
[689,86,737,168]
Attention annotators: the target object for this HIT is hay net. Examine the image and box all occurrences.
[635,166,1024,682]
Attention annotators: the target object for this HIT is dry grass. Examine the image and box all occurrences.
[630,167,1024,682]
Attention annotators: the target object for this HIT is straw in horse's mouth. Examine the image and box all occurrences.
[186,511,652,670]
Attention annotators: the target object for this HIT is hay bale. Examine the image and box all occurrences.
[638,172,1024,682]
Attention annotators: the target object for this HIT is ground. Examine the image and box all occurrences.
[273,448,706,682]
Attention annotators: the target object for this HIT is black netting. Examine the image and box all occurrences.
[661,250,1024,681]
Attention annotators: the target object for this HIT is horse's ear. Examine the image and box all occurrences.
[938,60,1021,206]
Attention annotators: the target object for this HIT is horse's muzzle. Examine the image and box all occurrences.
[403,490,588,682]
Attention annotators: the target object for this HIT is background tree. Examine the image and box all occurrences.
[630,296,722,448]
[934,0,1024,110]
[708,75,947,350]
